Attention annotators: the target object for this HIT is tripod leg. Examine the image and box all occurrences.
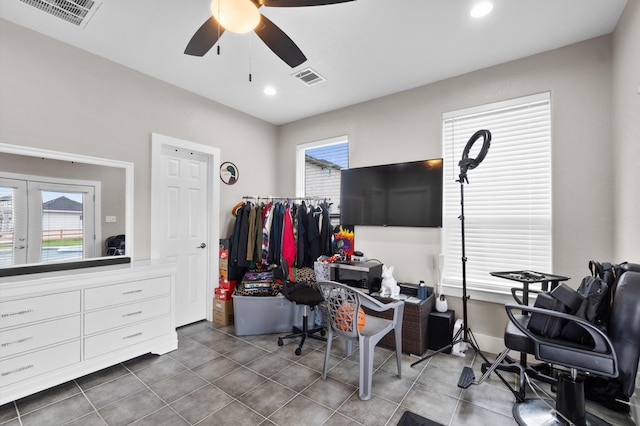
[411,324,464,367]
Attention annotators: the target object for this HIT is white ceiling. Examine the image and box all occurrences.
[0,0,628,125]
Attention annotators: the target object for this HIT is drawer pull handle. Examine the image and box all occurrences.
[1,309,34,318]
[122,289,143,295]
[122,332,142,340]
[1,337,33,347]
[1,364,34,376]
[122,311,142,318]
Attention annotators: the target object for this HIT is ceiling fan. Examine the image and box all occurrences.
[184,0,355,68]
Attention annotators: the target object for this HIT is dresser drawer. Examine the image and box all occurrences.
[84,316,171,359]
[84,296,171,335]
[84,276,171,311]
[0,341,80,387]
[0,292,80,329]
[0,316,81,359]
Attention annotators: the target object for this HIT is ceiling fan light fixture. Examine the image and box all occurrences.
[470,1,493,18]
[211,0,260,34]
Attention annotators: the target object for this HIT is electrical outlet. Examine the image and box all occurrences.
[105,216,117,223]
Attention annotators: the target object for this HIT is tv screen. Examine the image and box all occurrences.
[340,159,443,227]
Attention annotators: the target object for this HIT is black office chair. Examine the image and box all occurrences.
[105,234,125,256]
[503,270,640,425]
[276,259,326,356]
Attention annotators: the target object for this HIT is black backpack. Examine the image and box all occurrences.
[560,261,612,345]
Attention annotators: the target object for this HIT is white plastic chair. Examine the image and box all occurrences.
[317,281,405,400]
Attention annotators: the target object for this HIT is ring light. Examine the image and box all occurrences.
[458,129,491,182]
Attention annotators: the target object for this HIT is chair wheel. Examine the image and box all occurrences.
[320,329,326,336]
[278,338,283,347]
[295,347,302,356]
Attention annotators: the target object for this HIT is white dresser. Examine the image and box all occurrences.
[0,261,177,405]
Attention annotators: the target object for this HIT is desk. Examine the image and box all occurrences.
[365,293,435,356]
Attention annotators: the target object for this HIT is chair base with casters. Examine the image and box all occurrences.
[318,281,404,400]
[277,295,326,356]
[275,259,326,356]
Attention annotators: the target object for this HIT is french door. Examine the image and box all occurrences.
[0,175,97,266]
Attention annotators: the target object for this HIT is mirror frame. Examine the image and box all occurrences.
[0,143,133,277]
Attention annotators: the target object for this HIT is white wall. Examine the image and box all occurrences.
[0,19,279,259]
[612,0,640,260]
[278,35,617,349]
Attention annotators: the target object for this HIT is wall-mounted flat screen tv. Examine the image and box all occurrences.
[340,159,443,227]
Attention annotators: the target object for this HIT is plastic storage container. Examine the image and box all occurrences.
[232,294,295,336]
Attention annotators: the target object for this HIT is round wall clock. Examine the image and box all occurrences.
[220,162,239,185]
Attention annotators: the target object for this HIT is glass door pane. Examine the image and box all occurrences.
[0,179,27,266]
[40,191,85,262]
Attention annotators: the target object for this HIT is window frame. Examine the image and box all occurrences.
[440,92,552,304]
[296,135,349,217]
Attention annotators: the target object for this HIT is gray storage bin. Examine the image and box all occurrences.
[233,294,294,336]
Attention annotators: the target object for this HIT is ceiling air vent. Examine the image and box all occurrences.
[293,68,326,86]
[19,0,101,27]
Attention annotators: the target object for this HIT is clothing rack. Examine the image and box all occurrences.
[241,195,331,203]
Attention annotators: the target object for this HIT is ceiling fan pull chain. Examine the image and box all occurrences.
[249,34,253,82]
[217,0,221,56]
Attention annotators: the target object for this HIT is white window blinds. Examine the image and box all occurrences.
[441,93,552,297]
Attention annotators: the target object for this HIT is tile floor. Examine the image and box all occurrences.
[1,320,638,426]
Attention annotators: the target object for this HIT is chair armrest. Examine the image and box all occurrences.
[510,287,545,305]
[506,304,612,352]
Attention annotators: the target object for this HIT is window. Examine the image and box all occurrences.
[441,93,552,301]
[0,173,99,266]
[296,136,349,224]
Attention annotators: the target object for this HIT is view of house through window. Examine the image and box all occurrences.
[296,136,348,225]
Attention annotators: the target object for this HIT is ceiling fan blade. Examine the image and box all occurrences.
[254,15,307,68]
[184,16,225,56]
[262,0,355,6]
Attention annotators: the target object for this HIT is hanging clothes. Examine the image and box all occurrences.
[228,197,332,272]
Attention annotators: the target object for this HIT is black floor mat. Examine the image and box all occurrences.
[397,411,445,426]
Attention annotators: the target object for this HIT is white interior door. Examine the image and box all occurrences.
[151,134,220,327]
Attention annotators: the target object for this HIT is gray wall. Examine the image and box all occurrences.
[612,0,640,259]
[0,19,279,260]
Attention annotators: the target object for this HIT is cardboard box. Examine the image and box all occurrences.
[219,279,236,291]
[213,299,234,325]
[215,287,233,301]
[219,268,229,281]
[219,239,229,260]
[219,258,229,270]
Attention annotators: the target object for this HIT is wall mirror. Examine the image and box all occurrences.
[0,143,133,277]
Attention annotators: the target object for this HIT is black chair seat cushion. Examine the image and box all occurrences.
[288,286,324,307]
[505,314,536,355]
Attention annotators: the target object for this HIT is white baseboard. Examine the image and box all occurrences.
[472,332,507,356]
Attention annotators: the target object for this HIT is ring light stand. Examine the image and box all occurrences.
[412,130,504,387]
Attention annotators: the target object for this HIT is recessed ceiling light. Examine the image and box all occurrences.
[263,86,277,96]
[470,2,493,18]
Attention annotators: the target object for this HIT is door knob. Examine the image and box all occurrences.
[197,243,207,249]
